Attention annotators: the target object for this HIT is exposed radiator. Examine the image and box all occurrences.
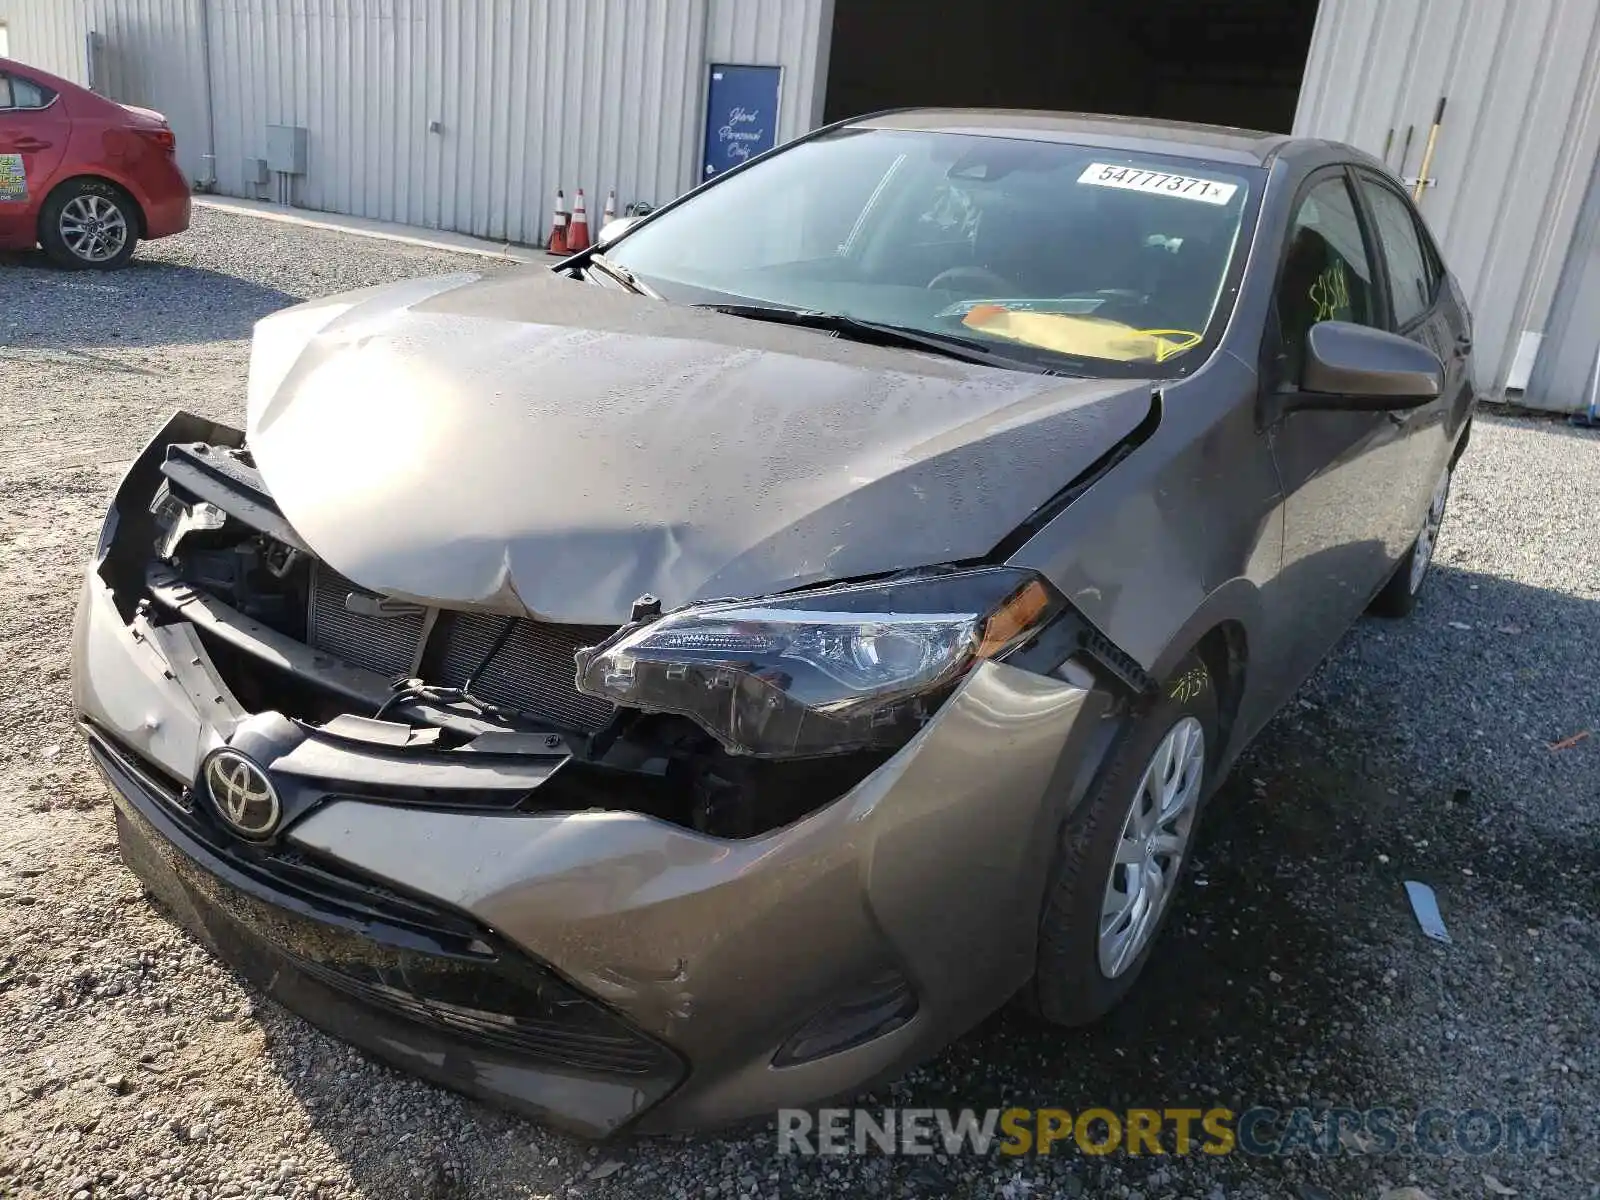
[431,611,617,733]
[305,563,616,732]
[307,563,426,679]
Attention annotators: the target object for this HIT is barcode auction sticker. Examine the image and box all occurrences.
[1078,163,1238,206]
[0,154,28,203]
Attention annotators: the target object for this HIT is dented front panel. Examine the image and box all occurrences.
[283,661,1100,1130]
[77,521,1105,1129]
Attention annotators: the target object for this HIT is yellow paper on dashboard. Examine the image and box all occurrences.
[961,305,1200,363]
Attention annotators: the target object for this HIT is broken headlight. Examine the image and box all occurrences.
[148,480,228,561]
[574,568,1061,758]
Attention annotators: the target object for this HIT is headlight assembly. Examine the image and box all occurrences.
[574,568,1061,758]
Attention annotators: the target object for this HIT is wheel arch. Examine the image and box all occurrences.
[1146,579,1260,774]
[38,174,148,239]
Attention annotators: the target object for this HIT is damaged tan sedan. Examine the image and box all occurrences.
[73,111,1473,1135]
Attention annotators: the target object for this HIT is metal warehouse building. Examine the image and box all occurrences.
[4,0,1600,413]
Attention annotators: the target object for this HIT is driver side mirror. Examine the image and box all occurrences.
[1287,321,1443,413]
[596,216,638,249]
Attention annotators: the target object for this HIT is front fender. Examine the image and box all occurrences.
[1007,354,1282,677]
[1148,576,1262,684]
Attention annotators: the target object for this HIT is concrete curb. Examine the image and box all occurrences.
[193,196,561,264]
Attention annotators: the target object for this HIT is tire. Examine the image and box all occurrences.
[1370,465,1452,618]
[40,178,140,270]
[1030,651,1218,1026]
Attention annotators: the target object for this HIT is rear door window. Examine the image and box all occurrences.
[1358,176,1438,328]
[0,73,54,110]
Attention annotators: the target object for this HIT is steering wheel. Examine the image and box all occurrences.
[926,265,1016,295]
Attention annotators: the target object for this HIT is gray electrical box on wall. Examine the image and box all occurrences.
[265,125,308,175]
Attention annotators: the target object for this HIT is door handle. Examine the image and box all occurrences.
[7,137,51,152]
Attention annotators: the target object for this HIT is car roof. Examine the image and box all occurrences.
[848,109,1302,167]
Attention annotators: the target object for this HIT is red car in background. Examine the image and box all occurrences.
[0,56,189,269]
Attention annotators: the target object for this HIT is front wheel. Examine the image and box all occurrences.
[40,179,139,270]
[1370,465,1451,618]
[1030,652,1218,1026]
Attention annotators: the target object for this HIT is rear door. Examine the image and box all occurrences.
[0,70,69,246]
[1353,170,1461,519]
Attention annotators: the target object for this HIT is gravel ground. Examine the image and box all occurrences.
[2,210,1597,1200]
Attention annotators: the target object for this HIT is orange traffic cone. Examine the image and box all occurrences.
[568,188,591,252]
[546,188,568,254]
[603,189,617,228]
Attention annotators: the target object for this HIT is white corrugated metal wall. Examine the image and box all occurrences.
[10,0,1594,407]
[1,0,213,183]
[1294,0,1600,404]
[1,0,832,245]
[207,0,715,240]
[1527,148,1600,414]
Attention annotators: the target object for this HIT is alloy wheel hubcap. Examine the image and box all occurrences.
[1409,468,1451,594]
[1098,715,1206,978]
[60,195,128,262]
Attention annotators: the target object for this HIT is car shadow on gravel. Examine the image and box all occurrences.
[715,565,1600,1197]
[0,251,296,348]
[819,566,1593,1200]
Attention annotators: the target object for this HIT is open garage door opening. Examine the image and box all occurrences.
[824,0,1321,133]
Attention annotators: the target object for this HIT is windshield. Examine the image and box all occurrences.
[606,128,1259,375]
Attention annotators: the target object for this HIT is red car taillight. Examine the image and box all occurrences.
[135,127,176,155]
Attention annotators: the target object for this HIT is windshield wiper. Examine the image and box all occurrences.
[583,252,659,299]
[696,303,1059,374]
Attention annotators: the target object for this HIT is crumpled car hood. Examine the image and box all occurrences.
[245,269,1154,622]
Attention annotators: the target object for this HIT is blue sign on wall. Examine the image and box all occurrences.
[703,64,781,178]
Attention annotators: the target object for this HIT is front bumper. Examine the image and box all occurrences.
[74,545,1108,1134]
[92,730,681,1136]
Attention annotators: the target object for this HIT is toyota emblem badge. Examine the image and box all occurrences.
[202,749,281,839]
